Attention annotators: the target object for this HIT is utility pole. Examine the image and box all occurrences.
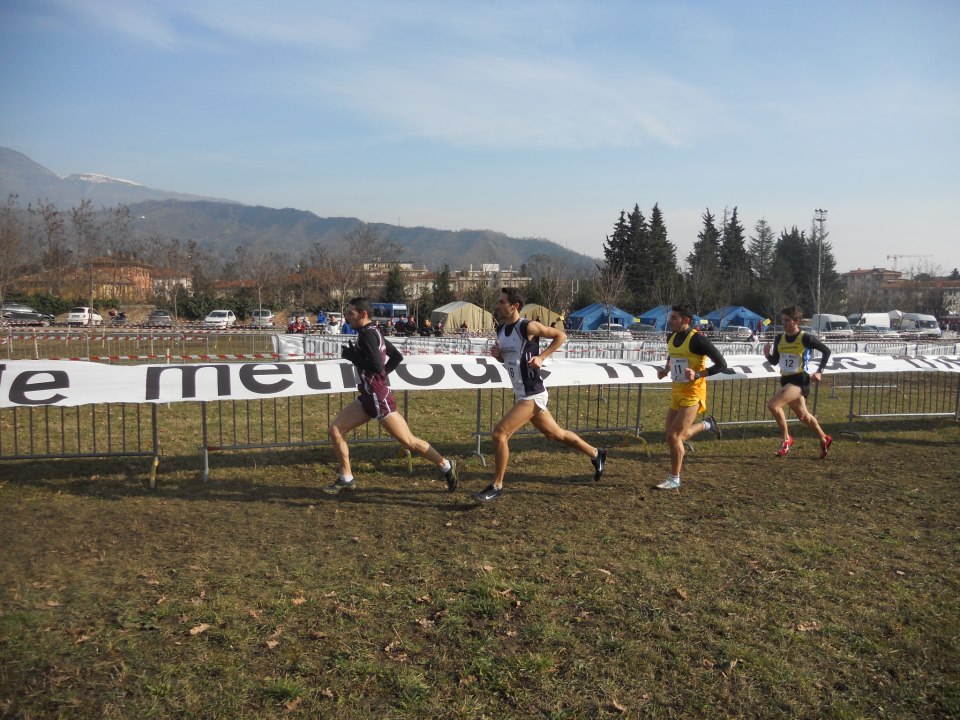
[814,209,827,318]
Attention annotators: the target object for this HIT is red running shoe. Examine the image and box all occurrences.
[819,435,833,459]
[775,436,793,457]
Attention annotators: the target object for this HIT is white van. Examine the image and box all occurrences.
[811,314,853,337]
[899,313,941,337]
[848,312,891,329]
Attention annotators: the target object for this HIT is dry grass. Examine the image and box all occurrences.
[0,395,958,718]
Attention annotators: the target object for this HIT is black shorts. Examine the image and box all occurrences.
[780,373,811,398]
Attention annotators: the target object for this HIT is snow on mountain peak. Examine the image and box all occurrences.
[66,173,144,187]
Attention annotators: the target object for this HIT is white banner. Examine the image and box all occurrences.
[1,354,958,408]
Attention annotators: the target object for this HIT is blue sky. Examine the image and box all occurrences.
[2,0,958,274]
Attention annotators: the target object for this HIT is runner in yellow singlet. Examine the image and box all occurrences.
[654,304,728,490]
[763,305,833,458]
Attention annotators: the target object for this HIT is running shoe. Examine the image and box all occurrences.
[656,477,681,490]
[819,435,833,459]
[472,484,503,502]
[591,448,607,482]
[775,436,794,457]
[322,477,355,494]
[703,414,722,440]
[443,460,459,492]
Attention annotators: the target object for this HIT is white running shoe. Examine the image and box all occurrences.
[656,477,681,490]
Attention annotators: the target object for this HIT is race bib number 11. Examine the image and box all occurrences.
[670,357,690,382]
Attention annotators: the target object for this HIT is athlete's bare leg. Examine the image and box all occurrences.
[786,395,827,442]
[767,384,803,441]
[379,411,445,466]
[491,400,538,489]
[530,409,597,457]
[328,400,373,478]
[664,404,704,476]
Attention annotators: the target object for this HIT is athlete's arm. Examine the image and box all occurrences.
[384,338,403,374]
[688,332,728,378]
[802,333,831,377]
[764,335,781,365]
[351,327,386,374]
[527,320,564,369]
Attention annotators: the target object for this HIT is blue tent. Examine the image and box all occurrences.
[703,305,765,331]
[638,305,703,331]
[566,303,634,331]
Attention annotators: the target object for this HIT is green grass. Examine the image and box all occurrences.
[0,392,958,718]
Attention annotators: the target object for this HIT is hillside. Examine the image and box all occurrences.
[127,200,596,271]
[1,147,598,271]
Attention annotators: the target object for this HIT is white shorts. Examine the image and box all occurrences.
[519,390,549,412]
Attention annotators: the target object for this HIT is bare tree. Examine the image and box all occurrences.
[463,278,500,315]
[28,201,70,296]
[524,253,572,313]
[143,237,194,319]
[323,224,386,313]
[70,199,100,307]
[235,245,285,312]
[0,195,25,307]
[101,205,140,302]
[682,259,718,316]
[594,262,629,335]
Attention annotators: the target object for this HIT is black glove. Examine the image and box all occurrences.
[340,341,359,362]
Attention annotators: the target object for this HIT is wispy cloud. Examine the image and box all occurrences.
[43,0,718,149]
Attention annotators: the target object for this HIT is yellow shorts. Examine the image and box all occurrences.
[670,391,707,413]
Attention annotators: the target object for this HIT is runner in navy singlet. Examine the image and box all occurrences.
[471,287,607,502]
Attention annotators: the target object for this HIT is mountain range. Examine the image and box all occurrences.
[0,147,597,271]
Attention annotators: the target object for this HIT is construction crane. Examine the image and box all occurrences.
[887,254,931,270]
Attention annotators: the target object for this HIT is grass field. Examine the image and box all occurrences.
[1,390,958,718]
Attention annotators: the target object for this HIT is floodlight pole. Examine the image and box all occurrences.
[814,209,828,319]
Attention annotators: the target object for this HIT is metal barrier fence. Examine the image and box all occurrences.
[196,392,415,482]
[4,370,956,485]
[838,371,960,439]
[5,328,957,363]
[0,403,160,485]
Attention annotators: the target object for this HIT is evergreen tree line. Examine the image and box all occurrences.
[601,203,842,320]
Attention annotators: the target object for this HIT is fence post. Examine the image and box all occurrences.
[840,372,862,439]
[955,373,960,422]
[199,401,210,482]
[149,403,160,490]
[472,389,487,466]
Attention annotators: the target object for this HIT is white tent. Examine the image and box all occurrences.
[430,301,496,332]
[518,303,564,328]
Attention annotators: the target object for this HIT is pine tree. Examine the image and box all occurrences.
[644,203,681,309]
[747,218,775,284]
[684,209,722,312]
[718,207,751,303]
[382,265,406,304]
[432,263,455,307]
[625,204,649,309]
[602,211,631,271]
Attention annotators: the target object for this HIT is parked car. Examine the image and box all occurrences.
[250,309,275,327]
[595,322,631,337]
[1,303,54,326]
[204,309,237,329]
[857,324,899,339]
[721,325,755,339]
[145,309,174,328]
[67,306,103,327]
[628,321,658,335]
